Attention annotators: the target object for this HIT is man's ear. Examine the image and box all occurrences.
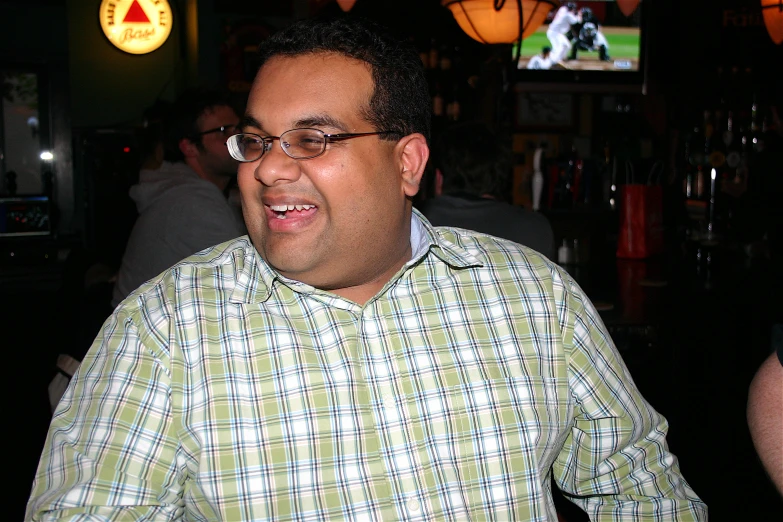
[435,168,443,196]
[179,138,200,159]
[396,133,429,198]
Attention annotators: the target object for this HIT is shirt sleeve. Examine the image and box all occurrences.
[25,308,184,521]
[552,274,708,521]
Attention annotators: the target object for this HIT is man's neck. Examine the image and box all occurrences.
[329,243,412,306]
[185,158,230,192]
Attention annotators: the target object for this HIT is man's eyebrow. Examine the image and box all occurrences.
[294,114,347,132]
[239,115,262,131]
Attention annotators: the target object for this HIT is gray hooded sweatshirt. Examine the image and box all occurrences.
[111,161,245,307]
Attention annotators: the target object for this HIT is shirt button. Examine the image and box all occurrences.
[383,394,395,409]
[407,499,420,512]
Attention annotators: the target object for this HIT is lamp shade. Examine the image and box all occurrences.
[762,0,783,44]
[616,0,640,17]
[442,0,556,44]
[336,0,357,12]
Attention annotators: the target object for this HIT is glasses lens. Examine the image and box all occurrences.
[282,129,326,159]
[227,134,265,162]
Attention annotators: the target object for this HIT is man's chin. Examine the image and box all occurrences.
[262,248,318,281]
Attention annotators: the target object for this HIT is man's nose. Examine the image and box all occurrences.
[252,143,302,186]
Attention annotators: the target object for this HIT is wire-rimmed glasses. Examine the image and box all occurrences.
[226,128,397,162]
[193,124,238,139]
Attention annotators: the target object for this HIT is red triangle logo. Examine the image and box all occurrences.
[122,0,151,23]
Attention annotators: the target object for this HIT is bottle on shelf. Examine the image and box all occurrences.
[432,82,445,119]
[750,91,763,156]
[446,84,461,122]
[438,43,452,72]
[723,110,743,183]
[686,123,705,200]
[682,130,694,199]
[709,104,728,182]
[428,38,439,71]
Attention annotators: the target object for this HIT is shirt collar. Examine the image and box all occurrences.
[231,209,483,304]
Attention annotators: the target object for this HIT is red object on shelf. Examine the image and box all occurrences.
[616,184,664,259]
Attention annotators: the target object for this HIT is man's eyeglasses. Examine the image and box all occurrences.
[194,124,238,139]
[226,128,397,162]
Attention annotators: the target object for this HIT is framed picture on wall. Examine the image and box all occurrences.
[515,92,575,130]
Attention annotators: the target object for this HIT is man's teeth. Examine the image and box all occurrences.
[269,204,316,212]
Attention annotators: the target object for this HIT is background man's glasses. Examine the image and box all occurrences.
[194,124,238,139]
[226,128,397,162]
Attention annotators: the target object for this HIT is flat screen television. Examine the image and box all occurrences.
[513,0,648,93]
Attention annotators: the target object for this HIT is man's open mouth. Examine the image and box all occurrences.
[268,204,317,219]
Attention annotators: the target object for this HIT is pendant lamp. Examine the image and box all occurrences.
[616,0,640,17]
[442,0,556,44]
[336,0,357,12]
[762,0,783,44]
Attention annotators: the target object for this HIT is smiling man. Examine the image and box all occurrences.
[27,16,706,522]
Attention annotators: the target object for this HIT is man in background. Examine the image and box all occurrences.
[111,89,246,307]
[419,121,555,258]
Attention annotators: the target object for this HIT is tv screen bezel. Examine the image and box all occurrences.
[512,0,650,94]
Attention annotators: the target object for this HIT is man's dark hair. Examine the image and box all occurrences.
[255,15,431,142]
[163,88,235,162]
[433,121,512,201]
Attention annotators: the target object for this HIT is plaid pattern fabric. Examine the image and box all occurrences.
[27,212,706,521]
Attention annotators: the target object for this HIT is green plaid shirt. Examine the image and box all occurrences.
[27,212,706,521]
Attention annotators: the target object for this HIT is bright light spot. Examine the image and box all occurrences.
[40,151,54,161]
[611,184,616,192]
[123,147,131,153]
[711,168,717,180]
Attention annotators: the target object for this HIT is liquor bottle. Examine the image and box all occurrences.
[569,145,583,205]
[428,38,439,70]
[723,111,742,183]
[702,109,714,166]
[694,164,706,200]
[687,123,705,200]
[438,43,452,71]
[418,40,429,70]
[598,140,617,210]
[532,144,545,211]
[709,105,728,181]
[432,83,444,119]
[750,92,762,155]
[446,84,461,122]
[737,123,750,182]
[682,131,694,199]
